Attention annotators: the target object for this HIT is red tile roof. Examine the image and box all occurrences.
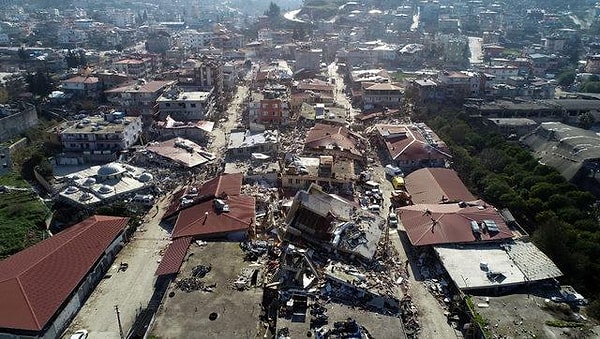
[405,168,476,204]
[155,237,191,276]
[399,204,512,246]
[163,173,243,219]
[0,216,129,332]
[105,80,174,94]
[63,76,99,84]
[374,123,451,162]
[305,123,364,158]
[172,195,255,239]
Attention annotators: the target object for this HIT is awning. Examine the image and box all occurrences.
[155,236,192,276]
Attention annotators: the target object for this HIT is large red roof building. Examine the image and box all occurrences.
[0,216,129,337]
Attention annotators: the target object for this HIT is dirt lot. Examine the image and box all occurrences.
[150,242,263,339]
[65,198,172,338]
[476,294,599,338]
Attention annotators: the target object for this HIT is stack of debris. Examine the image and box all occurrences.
[175,277,216,293]
[400,296,420,338]
[309,303,328,329]
[192,264,212,278]
[230,265,262,290]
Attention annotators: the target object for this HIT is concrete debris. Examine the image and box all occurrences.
[175,277,216,293]
[400,296,420,338]
[191,264,212,278]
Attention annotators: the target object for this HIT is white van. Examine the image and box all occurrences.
[132,194,155,206]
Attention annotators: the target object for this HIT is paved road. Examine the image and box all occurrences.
[208,84,248,157]
[328,61,360,120]
[65,199,172,339]
[371,164,458,338]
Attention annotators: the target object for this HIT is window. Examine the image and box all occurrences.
[190,103,197,108]
[165,103,171,107]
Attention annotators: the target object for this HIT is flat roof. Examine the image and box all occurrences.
[228,130,278,149]
[60,116,139,134]
[157,91,211,103]
[145,138,215,168]
[435,241,562,290]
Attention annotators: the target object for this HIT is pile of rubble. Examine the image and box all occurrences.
[400,295,420,338]
[191,264,212,278]
[230,265,262,290]
[175,277,216,293]
[423,278,451,307]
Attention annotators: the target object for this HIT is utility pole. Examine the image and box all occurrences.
[115,305,124,339]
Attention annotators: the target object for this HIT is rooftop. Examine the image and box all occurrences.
[304,123,365,158]
[0,216,129,332]
[105,80,174,94]
[172,194,255,239]
[399,202,514,246]
[145,137,215,168]
[55,162,150,206]
[373,123,451,162]
[228,130,278,150]
[520,121,600,181]
[405,168,475,204]
[434,240,562,290]
[157,90,212,103]
[59,115,139,134]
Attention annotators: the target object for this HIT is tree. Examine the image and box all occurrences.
[557,70,576,87]
[25,71,53,96]
[578,112,596,129]
[266,2,281,19]
[0,88,9,104]
[17,47,27,61]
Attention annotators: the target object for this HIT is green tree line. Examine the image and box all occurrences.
[422,111,600,318]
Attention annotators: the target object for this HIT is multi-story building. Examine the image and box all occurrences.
[61,76,102,99]
[104,80,174,123]
[58,113,142,154]
[362,82,404,109]
[156,87,214,120]
[114,58,151,79]
[295,47,322,71]
[248,87,291,126]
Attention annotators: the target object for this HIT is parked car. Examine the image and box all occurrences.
[384,164,404,177]
[70,329,88,339]
[388,212,398,228]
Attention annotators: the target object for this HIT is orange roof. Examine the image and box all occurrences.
[305,123,364,158]
[0,216,129,332]
[399,204,513,246]
[172,195,255,239]
[405,168,475,204]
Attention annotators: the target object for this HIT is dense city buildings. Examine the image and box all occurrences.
[0,1,599,338]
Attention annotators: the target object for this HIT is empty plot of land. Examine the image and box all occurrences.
[150,242,263,339]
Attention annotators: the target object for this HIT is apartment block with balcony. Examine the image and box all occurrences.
[58,114,142,155]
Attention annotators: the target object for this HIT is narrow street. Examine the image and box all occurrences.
[65,199,171,339]
[371,165,458,339]
[328,62,360,120]
[65,81,251,339]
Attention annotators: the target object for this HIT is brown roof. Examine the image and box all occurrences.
[363,82,403,91]
[172,195,255,239]
[63,76,99,84]
[374,124,452,162]
[105,80,174,94]
[0,216,129,332]
[405,168,475,204]
[305,123,364,158]
[399,203,513,246]
[155,237,191,276]
[163,173,243,219]
[296,79,335,92]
